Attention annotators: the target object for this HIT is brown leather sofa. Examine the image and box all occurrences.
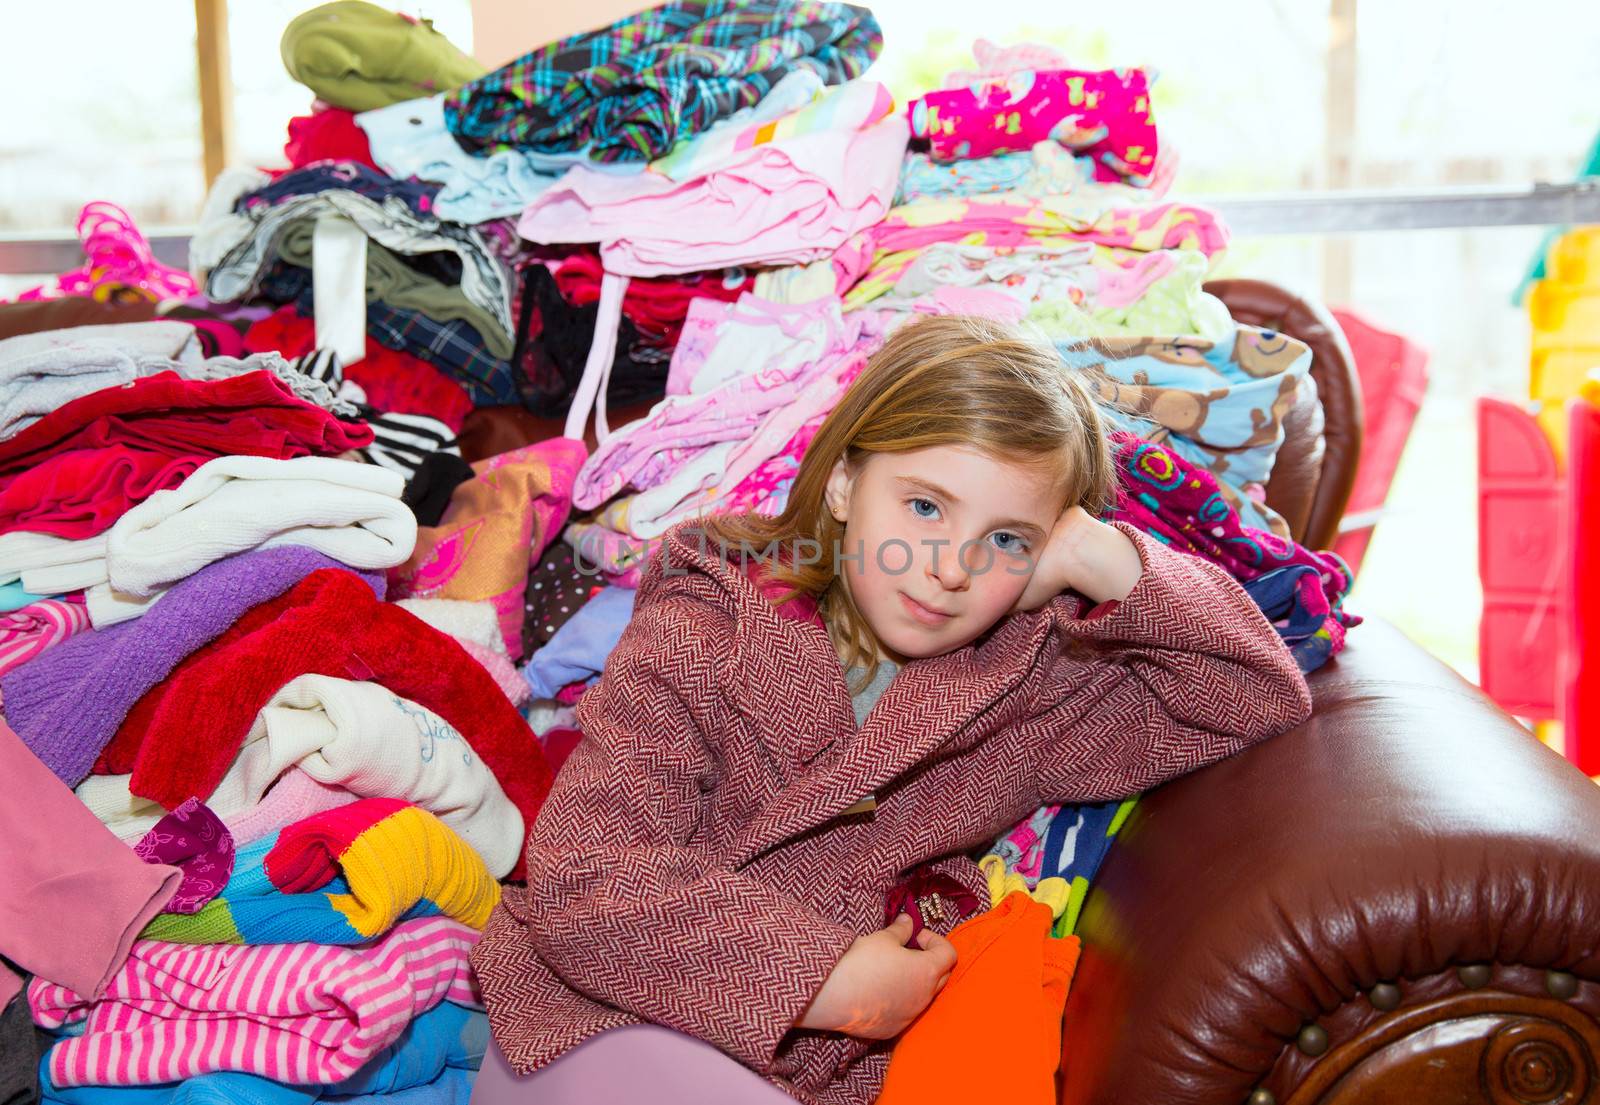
[1058,280,1600,1105]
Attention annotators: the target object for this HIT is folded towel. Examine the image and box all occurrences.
[106,455,415,598]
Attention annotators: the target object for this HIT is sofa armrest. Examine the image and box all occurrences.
[1059,618,1600,1105]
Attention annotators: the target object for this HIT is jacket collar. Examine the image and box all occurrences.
[649,524,1052,865]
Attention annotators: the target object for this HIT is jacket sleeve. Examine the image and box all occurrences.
[1024,523,1313,804]
[512,589,858,1072]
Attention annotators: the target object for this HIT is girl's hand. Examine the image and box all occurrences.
[1012,506,1144,612]
[794,914,956,1039]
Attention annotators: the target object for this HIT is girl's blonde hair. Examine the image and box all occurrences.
[700,314,1114,679]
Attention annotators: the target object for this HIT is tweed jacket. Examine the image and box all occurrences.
[472,519,1313,1104]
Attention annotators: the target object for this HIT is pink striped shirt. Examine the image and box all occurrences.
[0,595,89,679]
[29,916,482,1087]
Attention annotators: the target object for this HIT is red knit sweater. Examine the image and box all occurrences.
[99,569,551,875]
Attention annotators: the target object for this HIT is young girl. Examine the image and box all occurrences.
[471,315,1313,1105]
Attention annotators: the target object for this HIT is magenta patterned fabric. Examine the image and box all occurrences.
[908,67,1159,184]
[133,797,235,915]
[1104,430,1360,662]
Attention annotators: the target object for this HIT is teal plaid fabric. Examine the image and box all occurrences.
[442,0,881,162]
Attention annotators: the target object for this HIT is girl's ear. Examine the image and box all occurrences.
[825,457,853,523]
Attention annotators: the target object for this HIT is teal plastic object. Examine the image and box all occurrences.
[1513,123,1600,306]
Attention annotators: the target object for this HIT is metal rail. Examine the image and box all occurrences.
[1,181,1598,274]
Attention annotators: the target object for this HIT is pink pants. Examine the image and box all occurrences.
[470,1024,800,1104]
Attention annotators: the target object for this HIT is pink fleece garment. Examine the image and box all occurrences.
[0,720,180,1007]
[517,115,909,276]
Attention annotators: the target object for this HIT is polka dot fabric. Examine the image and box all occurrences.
[521,541,606,657]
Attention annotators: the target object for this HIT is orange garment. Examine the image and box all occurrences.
[878,891,1080,1105]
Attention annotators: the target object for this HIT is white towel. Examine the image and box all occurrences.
[75,676,524,877]
[105,455,417,597]
[0,531,108,590]
[396,598,508,656]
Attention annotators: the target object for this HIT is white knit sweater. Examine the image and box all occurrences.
[75,676,524,877]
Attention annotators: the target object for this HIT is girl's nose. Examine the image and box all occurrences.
[927,541,972,591]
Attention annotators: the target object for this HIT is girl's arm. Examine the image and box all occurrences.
[1019,520,1313,804]
[505,592,858,1071]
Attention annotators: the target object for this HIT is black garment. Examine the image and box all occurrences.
[514,266,668,420]
[1,987,44,1105]
[521,539,606,657]
[402,451,476,526]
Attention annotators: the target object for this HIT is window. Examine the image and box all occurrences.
[7,0,1596,680]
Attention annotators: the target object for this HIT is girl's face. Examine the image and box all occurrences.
[825,445,1067,664]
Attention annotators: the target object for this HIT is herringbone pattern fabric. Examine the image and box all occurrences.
[473,520,1311,1104]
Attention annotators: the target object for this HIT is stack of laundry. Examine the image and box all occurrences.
[1,2,1367,1099]
[0,266,554,1103]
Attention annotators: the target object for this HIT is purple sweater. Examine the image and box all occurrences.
[0,546,382,787]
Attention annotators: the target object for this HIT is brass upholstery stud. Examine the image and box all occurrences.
[1546,970,1579,1000]
[1247,1090,1277,1105]
[1457,964,1491,989]
[1297,1024,1330,1057]
[1368,982,1402,1010]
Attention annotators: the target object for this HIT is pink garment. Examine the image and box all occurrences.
[461,637,533,707]
[0,593,90,677]
[602,564,644,588]
[572,296,890,531]
[565,519,651,575]
[865,196,1223,263]
[472,1025,796,1105]
[222,769,357,847]
[518,115,909,276]
[942,39,1071,88]
[664,295,728,396]
[719,419,821,516]
[132,798,234,915]
[29,916,482,1088]
[916,284,1027,321]
[0,719,181,1010]
[12,203,199,303]
[993,804,1060,882]
[909,68,1159,184]
[836,195,1229,305]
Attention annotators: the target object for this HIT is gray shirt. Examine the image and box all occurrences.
[844,658,900,727]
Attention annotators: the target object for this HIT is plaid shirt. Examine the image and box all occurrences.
[443,0,882,162]
[260,266,523,408]
[364,299,524,407]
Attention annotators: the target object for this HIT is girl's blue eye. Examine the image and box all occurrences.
[990,531,1028,554]
[909,498,939,519]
